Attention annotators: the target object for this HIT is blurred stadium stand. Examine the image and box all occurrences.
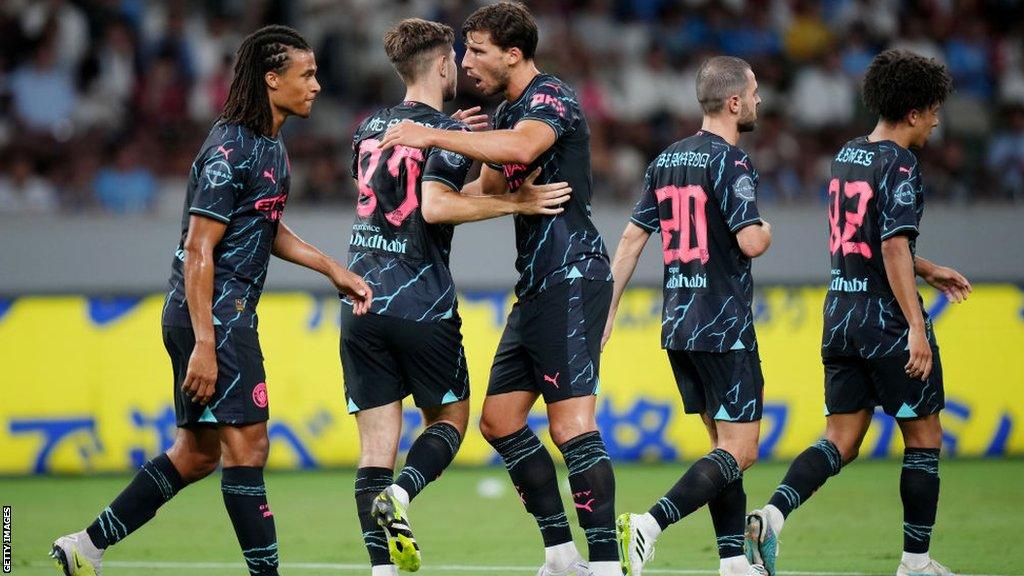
[0,0,1023,219]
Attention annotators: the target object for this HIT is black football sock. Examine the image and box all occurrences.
[395,422,463,502]
[767,439,843,518]
[489,426,573,547]
[558,431,618,562]
[901,448,940,554]
[86,453,186,549]
[221,466,279,576]
[648,448,741,530]
[355,467,394,566]
[708,476,746,559]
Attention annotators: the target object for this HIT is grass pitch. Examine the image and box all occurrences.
[3,460,1020,575]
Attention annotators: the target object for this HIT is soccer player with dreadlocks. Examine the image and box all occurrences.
[49,25,371,576]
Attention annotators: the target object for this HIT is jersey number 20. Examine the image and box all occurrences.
[655,185,709,265]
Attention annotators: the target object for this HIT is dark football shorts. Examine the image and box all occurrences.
[487,278,612,404]
[163,326,269,427]
[339,306,469,414]
[667,348,764,422]
[823,347,944,419]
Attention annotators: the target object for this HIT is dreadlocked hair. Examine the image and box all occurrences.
[221,25,311,137]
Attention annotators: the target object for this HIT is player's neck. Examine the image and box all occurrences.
[270,107,287,139]
[867,120,914,149]
[504,62,541,102]
[700,117,740,146]
[402,84,443,112]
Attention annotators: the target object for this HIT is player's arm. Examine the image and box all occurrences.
[459,164,510,196]
[914,255,972,303]
[181,215,227,405]
[422,168,569,225]
[380,120,557,167]
[271,222,372,314]
[721,152,771,258]
[735,220,772,258]
[881,236,932,380]
[602,222,651,350]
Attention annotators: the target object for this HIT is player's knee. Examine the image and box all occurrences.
[168,447,220,482]
[548,420,594,447]
[830,438,860,464]
[222,435,269,467]
[718,443,758,471]
[478,414,502,442]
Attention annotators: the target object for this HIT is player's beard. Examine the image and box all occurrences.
[479,65,509,97]
[737,101,757,133]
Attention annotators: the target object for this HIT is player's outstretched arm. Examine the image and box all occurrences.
[735,219,772,258]
[603,222,651,350]
[182,215,228,405]
[914,255,972,303]
[271,222,373,314]
[882,236,932,381]
[422,168,570,225]
[380,119,556,167]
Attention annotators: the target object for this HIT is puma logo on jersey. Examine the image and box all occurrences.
[734,159,749,170]
[217,145,233,159]
[263,168,276,184]
[898,166,912,175]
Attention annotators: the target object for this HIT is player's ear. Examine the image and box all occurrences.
[505,47,522,67]
[907,108,921,127]
[728,94,741,115]
[265,70,280,91]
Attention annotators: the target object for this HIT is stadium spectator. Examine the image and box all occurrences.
[0,0,1023,213]
[93,141,158,214]
[0,153,58,213]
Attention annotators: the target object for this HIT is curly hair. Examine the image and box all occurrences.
[384,19,455,83]
[221,25,311,137]
[862,49,952,123]
[462,1,538,60]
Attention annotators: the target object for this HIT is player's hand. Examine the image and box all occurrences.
[332,266,373,315]
[759,219,772,235]
[512,168,571,216]
[923,265,971,303]
[183,342,217,405]
[452,106,489,131]
[905,327,933,381]
[380,120,433,150]
[601,312,615,351]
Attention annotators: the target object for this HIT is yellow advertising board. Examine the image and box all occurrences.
[0,286,1020,475]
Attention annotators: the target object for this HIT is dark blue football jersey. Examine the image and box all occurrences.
[488,74,611,298]
[821,137,935,358]
[347,101,473,321]
[163,121,290,329]
[631,131,763,352]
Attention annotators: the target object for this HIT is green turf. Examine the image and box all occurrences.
[3,460,1020,575]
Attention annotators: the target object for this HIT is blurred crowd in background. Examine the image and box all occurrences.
[1,0,1023,215]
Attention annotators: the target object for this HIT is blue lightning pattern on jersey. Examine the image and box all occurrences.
[347,101,472,322]
[163,121,289,329]
[490,74,611,298]
[633,131,763,352]
[822,137,936,358]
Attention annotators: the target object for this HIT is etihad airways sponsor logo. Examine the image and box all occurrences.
[350,231,408,254]
[829,275,868,292]
[666,273,708,289]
